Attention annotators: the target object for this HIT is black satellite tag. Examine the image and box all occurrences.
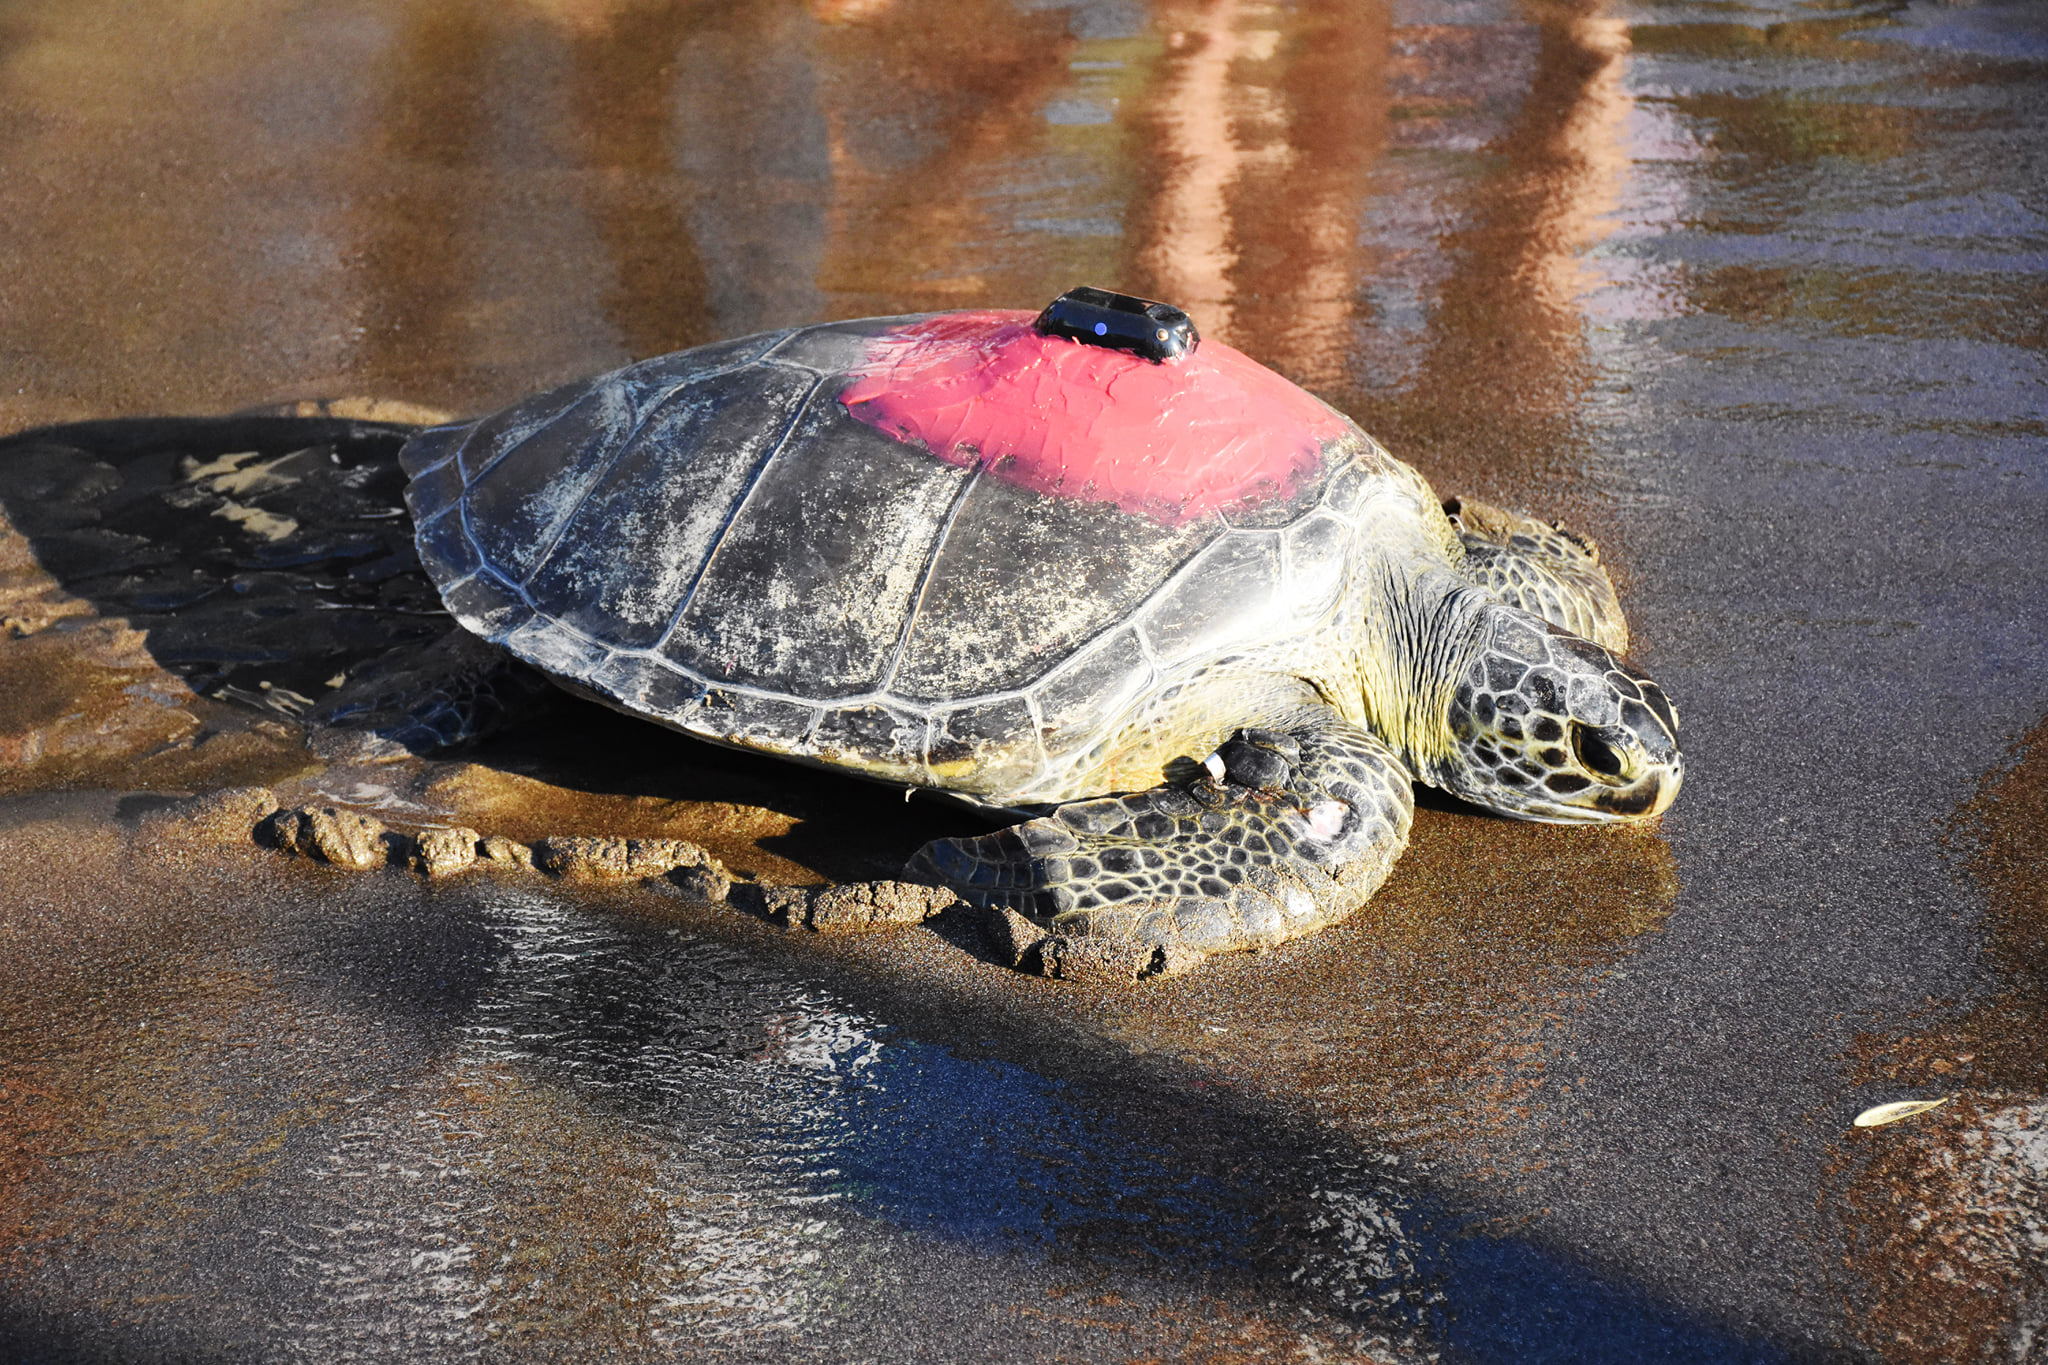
[1032,286,1199,364]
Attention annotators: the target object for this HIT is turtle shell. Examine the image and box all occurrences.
[400,310,1410,804]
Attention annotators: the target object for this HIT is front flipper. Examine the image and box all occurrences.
[908,713,1414,978]
[1445,497,1628,653]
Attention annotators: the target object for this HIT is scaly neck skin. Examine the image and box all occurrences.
[1350,564,1492,782]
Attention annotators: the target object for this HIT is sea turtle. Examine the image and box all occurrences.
[394,286,1682,972]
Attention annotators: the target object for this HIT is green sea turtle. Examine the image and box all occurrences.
[395,286,1682,972]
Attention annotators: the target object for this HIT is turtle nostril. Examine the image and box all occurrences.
[1572,724,1629,782]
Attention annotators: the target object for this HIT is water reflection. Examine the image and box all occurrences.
[351,0,724,402]
[239,879,1770,1359]
[1542,1,2048,1354]
[416,887,1428,1343]
[564,1,719,360]
[1355,0,1638,516]
[1137,0,1257,338]
[1132,0,1389,390]
[0,818,1759,1360]
[810,0,1086,314]
[344,0,1426,404]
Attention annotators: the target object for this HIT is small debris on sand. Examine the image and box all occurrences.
[258,806,735,903]
[801,880,960,930]
[1036,933,1205,983]
[262,804,395,871]
[984,905,1047,969]
[410,825,483,877]
[530,836,732,902]
[1039,934,1155,984]
[732,880,959,932]
[137,785,281,844]
[478,834,534,868]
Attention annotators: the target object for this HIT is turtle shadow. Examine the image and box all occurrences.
[0,414,990,881]
[0,414,442,710]
[457,695,982,883]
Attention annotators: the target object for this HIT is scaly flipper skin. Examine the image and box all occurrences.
[908,712,1414,969]
[1445,497,1629,653]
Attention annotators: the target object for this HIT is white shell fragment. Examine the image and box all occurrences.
[1853,1097,1950,1128]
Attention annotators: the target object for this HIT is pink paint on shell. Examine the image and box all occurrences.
[838,310,1350,523]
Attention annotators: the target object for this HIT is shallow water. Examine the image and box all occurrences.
[2,0,2045,1359]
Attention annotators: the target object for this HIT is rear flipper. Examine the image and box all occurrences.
[309,627,557,761]
[908,713,1414,978]
[1446,496,1628,653]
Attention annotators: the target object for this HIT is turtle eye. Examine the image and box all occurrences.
[1571,724,1628,781]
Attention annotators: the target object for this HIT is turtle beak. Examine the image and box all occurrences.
[1595,765,1680,819]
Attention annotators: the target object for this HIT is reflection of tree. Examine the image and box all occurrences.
[566,0,717,360]
[1131,0,1258,340]
[1360,0,1633,515]
[808,0,1076,316]
[352,1,497,402]
[342,0,1637,466]
[351,0,720,403]
[1121,0,1637,524]
[1229,0,1390,390]
[1128,0,1390,388]
[666,3,835,334]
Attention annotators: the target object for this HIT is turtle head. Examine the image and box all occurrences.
[1430,605,1681,823]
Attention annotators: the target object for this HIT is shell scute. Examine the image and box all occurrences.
[448,383,583,485]
[404,455,468,528]
[461,369,696,586]
[928,696,1046,791]
[839,311,1347,524]
[762,314,926,375]
[693,691,824,750]
[413,506,479,585]
[581,655,703,719]
[812,702,927,769]
[659,403,970,699]
[1214,434,1349,529]
[886,472,1213,703]
[669,328,797,377]
[1026,629,1154,783]
[1318,459,1373,521]
[504,616,610,680]
[1141,532,1285,667]
[1282,513,1355,623]
[520,364,817,650]
[438,572,528,641]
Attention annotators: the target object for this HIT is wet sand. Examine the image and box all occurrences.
[3,0,2045,1359]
